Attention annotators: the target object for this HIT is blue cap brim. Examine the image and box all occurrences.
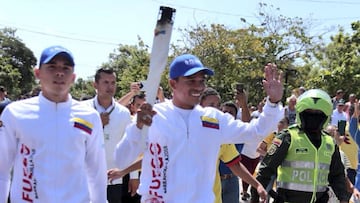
[183,67,214,77]
[41,51,74,66]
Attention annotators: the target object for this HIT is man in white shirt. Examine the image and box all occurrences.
[115,54,284,203]
[331,99,347,126]
[82,67,137,203]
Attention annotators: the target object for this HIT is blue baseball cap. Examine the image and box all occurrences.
[39,45,75,67]
[169,54,214,79]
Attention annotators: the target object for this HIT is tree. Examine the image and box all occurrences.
[0,28,37,99]
[71,78,95,100]
[0,57,22,98]
[172,3,322,104]
[309,21,360,97]
[174,24,266,104]
[71,3,332,105]
[100,38,151,99]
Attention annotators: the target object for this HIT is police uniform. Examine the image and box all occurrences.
[251,125,348,202]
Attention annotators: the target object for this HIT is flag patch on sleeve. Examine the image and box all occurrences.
[72,117,93,135]
[201,116,219,129]
[272,137,282,147]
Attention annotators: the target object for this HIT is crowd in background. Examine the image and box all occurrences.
[1,45,360,203]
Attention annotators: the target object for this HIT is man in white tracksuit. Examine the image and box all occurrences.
[0,45,107,203]
[115,54,284,203]
[82,67,139,203]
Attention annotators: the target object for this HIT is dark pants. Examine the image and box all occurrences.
[348,168,357,184]
[107,184,126,203]
[240,154,260,193]
[345,168,357,201]
[123,173,141,203]
[275,188,329,203]
[107,174,141,203]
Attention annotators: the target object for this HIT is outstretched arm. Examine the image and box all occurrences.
[118,82,142,106]
[108,158,142,183]
[229,162,267,202]
[235,90,251,122]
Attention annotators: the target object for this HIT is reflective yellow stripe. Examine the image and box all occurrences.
[282,160,314,168]
[277,182,327,192]
[318,163,330,170]
[282,160,330,170]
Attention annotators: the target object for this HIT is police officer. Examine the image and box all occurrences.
[250,89,349,203]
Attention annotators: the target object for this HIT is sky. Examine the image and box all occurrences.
[0,0,359,79]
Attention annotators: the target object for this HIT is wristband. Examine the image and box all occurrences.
[267,97,281,107]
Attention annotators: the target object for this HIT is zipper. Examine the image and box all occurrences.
[311,146,319,203]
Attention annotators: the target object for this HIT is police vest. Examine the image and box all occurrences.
[277,128,335,194]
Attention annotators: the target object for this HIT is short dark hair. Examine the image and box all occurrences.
[336,89,344,94]
[130,93,146,105]
[0,86,6,92]
[221,101,238,117]
[200,87,220,104]
[94,68,116,82]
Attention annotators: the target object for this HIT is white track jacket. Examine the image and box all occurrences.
[115,99,283,203]
[0,93,107,203]
[82,96,135,184]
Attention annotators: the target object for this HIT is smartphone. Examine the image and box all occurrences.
[138,80,146,90]
[338,120,346,135]
[236,83,245,93]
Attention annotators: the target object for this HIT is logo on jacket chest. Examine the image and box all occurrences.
[295,147,309,154]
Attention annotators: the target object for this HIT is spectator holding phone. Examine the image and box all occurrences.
[331,99,347,126]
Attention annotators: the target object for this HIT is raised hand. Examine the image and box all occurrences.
[262,63,284,103]
[136,103,157,129]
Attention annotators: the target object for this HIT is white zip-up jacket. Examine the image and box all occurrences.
[0,93,107,203]
[115,99,283,203]
[82,96,135,184]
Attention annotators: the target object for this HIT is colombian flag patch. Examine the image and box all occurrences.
[272,137,282,147]
[201,116,219,129]
[72,117,93,135]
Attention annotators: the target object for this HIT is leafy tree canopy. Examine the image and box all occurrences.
[309,21,360,98]
[0,28,37,99]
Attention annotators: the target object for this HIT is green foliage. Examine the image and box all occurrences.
[311,21,360,97]
[172,3,323,105]
[68,2,334,105]
[3,5,359,104]
[0,57,22,99]
[70,78,95,100]
[175,24,267,104]
[0,28,37,99]
[100,40,151,99]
